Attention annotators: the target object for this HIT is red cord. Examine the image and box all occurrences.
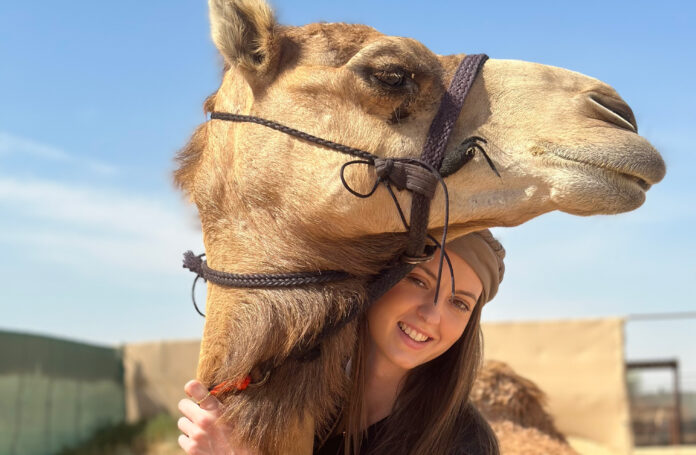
[209,375,252,396]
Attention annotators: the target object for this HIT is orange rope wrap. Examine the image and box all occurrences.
[209,375,252,396]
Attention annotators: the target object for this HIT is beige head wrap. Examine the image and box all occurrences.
[444,229,505,305]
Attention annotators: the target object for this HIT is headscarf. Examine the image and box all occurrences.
[444,229,505,305]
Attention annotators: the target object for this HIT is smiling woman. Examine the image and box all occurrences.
[337,230,504,455]
[177,230,506,455]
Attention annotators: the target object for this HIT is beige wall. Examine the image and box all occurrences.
[483,318,632,455]
[123,339,201,422]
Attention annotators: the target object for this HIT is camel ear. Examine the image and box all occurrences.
[208,0,279,74]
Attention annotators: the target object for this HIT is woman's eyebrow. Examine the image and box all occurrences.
[454,290,479,302]
[414,265,479,301]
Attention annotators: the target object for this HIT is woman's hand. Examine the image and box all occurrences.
[178,379,257,455]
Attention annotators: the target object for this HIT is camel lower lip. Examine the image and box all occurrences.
[549,151,654,190]
[614,170,651,191]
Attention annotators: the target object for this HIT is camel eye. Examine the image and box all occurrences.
[373,70,406,87]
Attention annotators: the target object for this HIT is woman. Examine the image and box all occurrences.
[178,230,505,455]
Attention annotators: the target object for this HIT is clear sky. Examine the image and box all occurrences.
[1,1,694,391]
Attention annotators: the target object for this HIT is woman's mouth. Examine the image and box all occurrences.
[398,321,433,343]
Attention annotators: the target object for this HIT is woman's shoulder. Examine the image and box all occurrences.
[452,403,500,455]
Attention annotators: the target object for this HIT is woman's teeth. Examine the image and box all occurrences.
[398,322,431,342]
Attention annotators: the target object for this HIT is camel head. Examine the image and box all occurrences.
[176,0,665,252]
[173,1,665,452]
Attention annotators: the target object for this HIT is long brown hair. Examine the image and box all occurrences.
[341,303,498,455]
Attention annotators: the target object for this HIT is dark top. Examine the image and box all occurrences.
[312,404,498,455]
[313,418,386,455]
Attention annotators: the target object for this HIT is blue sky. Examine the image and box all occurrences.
[1,1,694,391]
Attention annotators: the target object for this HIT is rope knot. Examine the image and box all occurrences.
[374,158,394,179]
[374,157,409,191]
[374,158,438,199]
[183,250,204,275]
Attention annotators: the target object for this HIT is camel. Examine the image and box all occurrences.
[174,0,665,453]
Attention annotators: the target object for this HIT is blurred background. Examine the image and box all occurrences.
[1,1,694,454]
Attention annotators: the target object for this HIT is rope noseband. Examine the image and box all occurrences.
[182,54,491,396]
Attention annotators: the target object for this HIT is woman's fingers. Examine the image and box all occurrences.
[179,379,245,454]
[177,403,222,454]
[185,379,222,413]
[178,416,197,438]
[184,379,206,398]
[179,398,219,428]
[178,433,202,455]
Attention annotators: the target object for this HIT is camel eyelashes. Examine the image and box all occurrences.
[373,70,406,87]
[465,137,500,178]
[440,136,500,178]
[389,106,410,123]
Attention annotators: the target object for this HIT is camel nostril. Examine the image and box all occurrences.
[587,93,638,133]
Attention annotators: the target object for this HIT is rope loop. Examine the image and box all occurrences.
[191,275,206,317]
[339,159,381,198]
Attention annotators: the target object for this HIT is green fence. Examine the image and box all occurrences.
[0,330,125,455]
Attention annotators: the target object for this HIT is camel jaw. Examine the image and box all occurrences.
[543,137,666,215]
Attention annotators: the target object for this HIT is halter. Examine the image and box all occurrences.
[182,54,491,395]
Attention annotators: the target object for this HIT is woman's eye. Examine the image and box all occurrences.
[407,275,427,289]
[373,70,406,87]
[450,297,471,312]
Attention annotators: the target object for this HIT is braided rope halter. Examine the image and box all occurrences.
[182,54,494,396]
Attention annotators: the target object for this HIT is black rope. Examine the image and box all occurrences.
[184,131,459,306]
[191,275,206,317]
[371,161,457,304]
[183,251,350,288]
[185,252,207,317]
[339,160,381,198]
[183,251,350,318]
[211,112,377,162]
[183,54,491,381]
[186,55,492,312]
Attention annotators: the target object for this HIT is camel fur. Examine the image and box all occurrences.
[174,0,665,452]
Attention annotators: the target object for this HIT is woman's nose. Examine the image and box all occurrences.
[416,299,442,325]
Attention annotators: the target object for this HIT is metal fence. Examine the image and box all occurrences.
[625,313,696,447]
[0,330,125,455]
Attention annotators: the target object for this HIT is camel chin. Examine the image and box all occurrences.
[550,165,648,216]
[547,139,664,216]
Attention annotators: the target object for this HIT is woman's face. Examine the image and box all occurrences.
[366,248,483,372]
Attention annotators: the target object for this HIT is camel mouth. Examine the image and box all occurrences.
[620,173,651,192]
[616,168,652,192]
[548,150,658,190]
[590,165,652,191]
[583,162,652,192]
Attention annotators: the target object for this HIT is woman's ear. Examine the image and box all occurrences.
[208,0,280,77]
